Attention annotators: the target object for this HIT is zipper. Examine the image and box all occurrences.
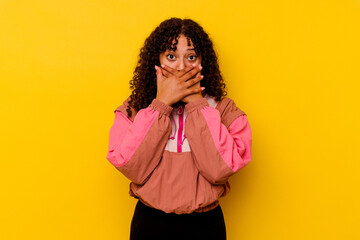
[177,105,184,152]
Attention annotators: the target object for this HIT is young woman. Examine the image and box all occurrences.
[106,17,252,240]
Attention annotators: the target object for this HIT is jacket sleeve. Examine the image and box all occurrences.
[184,97,252,185]
[106,98,173,185]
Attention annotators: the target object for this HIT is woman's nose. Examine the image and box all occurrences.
[176,59,186,71]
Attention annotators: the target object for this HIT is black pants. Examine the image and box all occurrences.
[130,200,226,240]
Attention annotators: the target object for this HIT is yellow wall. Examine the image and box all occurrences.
[1,0,359,239]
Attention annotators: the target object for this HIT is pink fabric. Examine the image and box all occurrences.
[106,96,252,214]
[200,109,252,172]
[184,97,252,185]
[106,109,159,167]
[106,98,173,186]
[177,105,184,152]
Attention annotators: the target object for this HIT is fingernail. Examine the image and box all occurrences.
[201,87,205,90]
[199,65,202,70]
[161,64,165,68]
[192,64,196,67]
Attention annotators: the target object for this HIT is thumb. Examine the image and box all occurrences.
[158,66,165,79]
[155,65,163,80]
[155,65,158,75]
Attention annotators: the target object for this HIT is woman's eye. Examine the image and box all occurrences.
[188,55,197,61]
[167,54,175,60]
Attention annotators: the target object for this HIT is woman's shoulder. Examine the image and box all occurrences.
[204,94,244,112]
[205,94,246,129]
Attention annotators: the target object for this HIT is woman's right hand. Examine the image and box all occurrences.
[154,64,204,106]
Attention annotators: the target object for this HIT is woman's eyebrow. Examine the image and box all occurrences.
[187,48,195,51]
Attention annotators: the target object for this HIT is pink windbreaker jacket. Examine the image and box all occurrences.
[106,94,252,214]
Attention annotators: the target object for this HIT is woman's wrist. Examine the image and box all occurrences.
[182,94,203,104]
[155,97,171,106]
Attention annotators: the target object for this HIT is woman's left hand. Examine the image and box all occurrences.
[160,65,204,104]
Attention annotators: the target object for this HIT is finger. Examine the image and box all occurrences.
[185,86,205,95]
[161,64,178,76]
[163,71,171,78]
[155,65,159,76]
[155,65,165,80]
[185,71,200,82]
[160,66,171,78]
[178,64,197,77]
[155,65,158,77]
[186,74,203,88]
[182,65,202,81]
[158,67,167,79]
[162,64,196,77]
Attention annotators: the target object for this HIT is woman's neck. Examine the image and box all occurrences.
[171,101,186,108]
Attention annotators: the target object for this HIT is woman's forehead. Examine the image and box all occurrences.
[169,35,194,47]
[161,34,200,55]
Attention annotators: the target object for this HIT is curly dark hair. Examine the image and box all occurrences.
[126,17,227,118]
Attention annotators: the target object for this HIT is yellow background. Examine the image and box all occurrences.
[1,0,359,239]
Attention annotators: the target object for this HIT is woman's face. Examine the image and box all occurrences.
[159,34,202,71]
